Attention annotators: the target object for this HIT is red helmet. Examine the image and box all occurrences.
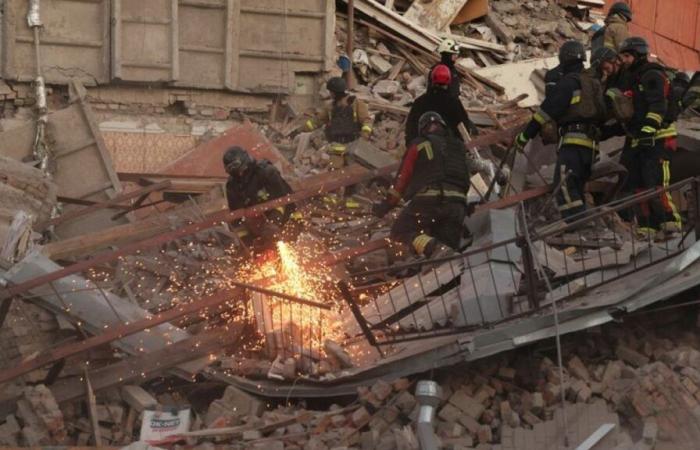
[430,64,452,87]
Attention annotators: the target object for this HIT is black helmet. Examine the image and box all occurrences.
[590,47,618,68]
[619,36,649,57]
[223,146,252,176]
[326,77,347,94]
[609,2,632,21]
[558,40,586,65]
[418,111,446,135]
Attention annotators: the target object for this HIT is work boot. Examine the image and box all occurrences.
[635,227,656,241]
[661,221,682,233]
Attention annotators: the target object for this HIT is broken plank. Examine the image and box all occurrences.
[484,14,513,45]
[41,163,399,261]
[0,287,241,385]
[339,0,439,53]
[84,368,102,447]
[37,180,172,231]
[403,0,469,32]
[438,32,508,54]
[52,325,243,404]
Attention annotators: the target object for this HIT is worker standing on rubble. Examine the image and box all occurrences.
[427,38,462,99]
[405,64,478,145]
[513,40,607,222]
[305,77,373,170]
[223,146,297,246]
[372,112,504,260]
[613,37,681,237]
[591,2,632,52]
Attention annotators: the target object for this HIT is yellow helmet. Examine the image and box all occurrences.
[437,38,460,55]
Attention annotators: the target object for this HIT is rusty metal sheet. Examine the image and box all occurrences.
[158,121,294,177]
[2,0,110,85]
[653,0,698,48]
[111,0,178,82]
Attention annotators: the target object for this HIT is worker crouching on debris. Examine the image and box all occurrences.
[223,146,298,248]
[372,112,504,260]
[405,64,478,146]
[614,37,681,238]
[305,77,373,169]
[513,40,607,222]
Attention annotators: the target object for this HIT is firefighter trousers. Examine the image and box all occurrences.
[632,138,681,231]
[390,197,466,256]
[552,145,593,222]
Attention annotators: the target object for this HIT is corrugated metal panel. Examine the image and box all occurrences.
[1,0,110,85]
[654,0,697,48]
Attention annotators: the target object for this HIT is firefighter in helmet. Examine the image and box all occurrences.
[305,77,373,169]
[616,36,681,237]
[427,38,462,99]
[373,112,504,259]
[513,40,607,222]
[223,146,298,246]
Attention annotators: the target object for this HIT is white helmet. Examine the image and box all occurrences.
[437,38,460,55]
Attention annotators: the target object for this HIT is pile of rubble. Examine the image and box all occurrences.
[9,309,683,448]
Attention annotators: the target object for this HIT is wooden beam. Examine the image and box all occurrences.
[38,180,172,231]
[0,288,241,385]
[41,163,399,261]
[52,324,244,404]
[84,368,102,447]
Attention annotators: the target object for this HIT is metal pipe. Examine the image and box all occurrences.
[415,380,442,450]
[345,0,354,88]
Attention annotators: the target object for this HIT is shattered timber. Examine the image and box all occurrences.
[0,0,700,449]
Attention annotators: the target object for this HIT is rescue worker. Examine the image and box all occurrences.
[372,112,502,259]
[306,77,373,169]
[591,2,632,52]
[427,38,462,98]
[591,47,623,88]
[405,64,478,146]
[616,36,681,236]
[223,146,297,245]
[513,40,607,221]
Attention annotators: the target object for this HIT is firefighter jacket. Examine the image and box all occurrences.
[524,65,607,150]
[427,54,462,98]
[603,14,630,51]
[305,95,372,143]
[387,132,476,205]
[544,64,564,98]
[628,61,677,144]
[405,88,477,145]
[226,160,295,220]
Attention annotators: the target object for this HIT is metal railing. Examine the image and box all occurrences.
[341,177,700,346]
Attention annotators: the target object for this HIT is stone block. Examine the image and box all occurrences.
[616,344,650,368]
[449,390,484,419]
[220,386,265,417]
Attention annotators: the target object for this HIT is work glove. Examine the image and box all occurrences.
[371,201,392,218]
[513,132,529,153]
[361,125,372,140]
